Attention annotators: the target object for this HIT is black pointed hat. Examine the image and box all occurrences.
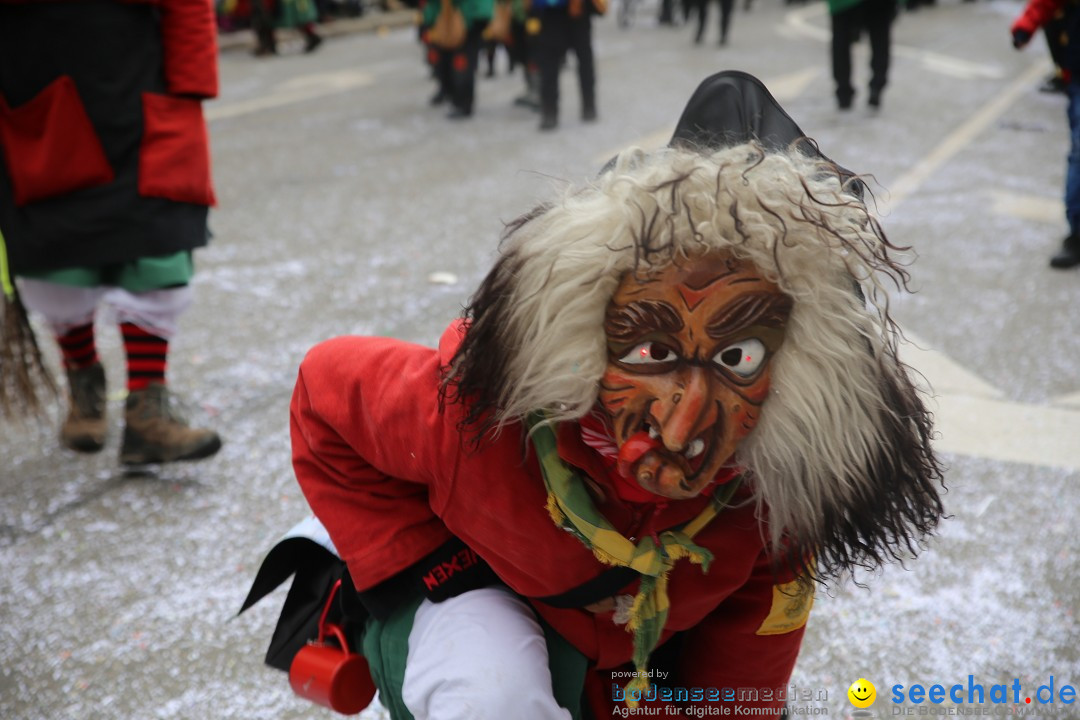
[668,70,861,192]
[670,70,813,153]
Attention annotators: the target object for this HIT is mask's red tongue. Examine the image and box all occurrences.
[616,430,661,478]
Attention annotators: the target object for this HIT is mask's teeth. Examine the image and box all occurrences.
[685,438,704,459]
[647,424,660,440]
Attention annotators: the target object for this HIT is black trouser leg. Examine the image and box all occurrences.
[659,0,675,23]
[252,0,277,54]
[451,22,485,113]
[538,9,570,120]
[436,47,454,101]
[718,0,733,43]
[695,0,707,42]
[570,13,594,113]
[864,0,894,95]
[508,20,526,71]
[830,8,857,103]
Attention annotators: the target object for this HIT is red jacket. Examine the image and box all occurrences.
[1012,0,1080,78]
[291,323,809,713]
[1012,0,1066,36]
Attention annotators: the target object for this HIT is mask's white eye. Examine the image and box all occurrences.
[618,342,677,365]
[713,338,767,377]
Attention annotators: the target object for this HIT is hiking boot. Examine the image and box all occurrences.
[1049,234,1080,269]
[61,362,107,453]
[120,383,222,465]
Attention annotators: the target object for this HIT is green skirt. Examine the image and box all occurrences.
[19,251,194,292]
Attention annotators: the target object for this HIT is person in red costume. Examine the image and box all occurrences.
[284,72,945,719]
[1011,0,1080,269]
[0,0,222,463]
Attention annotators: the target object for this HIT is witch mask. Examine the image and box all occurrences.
[599,253,793,499]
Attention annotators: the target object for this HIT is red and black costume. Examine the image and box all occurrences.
[291,323,808,714]
[0,0,218,275]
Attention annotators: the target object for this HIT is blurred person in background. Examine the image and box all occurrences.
[534,0,602,130]
[481,0,513,77]
[423,0,494,118]
[692,0,734,46]
[1038,15,1068,94]
[1013,0,1080,269]
[511,1,543,111]
[222,0,323,56]
[828,0,897,110]
[0,0,223,464]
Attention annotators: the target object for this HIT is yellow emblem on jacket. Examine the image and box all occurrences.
[755,580,814,635]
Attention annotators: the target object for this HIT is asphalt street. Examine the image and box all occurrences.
[1,1,1077,718]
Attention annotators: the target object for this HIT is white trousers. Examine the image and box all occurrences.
[16,278,192,339]
[402,587,573,720]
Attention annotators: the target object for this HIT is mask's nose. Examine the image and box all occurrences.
[650,365,712,452]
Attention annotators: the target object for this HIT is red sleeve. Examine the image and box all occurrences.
[1012,0,1065,36]
[290,336,458,591]
[674,550,810,713]
[158,0,219,98]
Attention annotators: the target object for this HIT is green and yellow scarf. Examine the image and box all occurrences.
[527,414,742,704]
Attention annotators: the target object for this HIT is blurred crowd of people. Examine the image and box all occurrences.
[218,0,325,55]
[402,0,1079,266]
[417,0,601,129]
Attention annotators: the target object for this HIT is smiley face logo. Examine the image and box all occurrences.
[847,678,876,708]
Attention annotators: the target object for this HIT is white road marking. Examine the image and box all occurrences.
[783,3,1006,80]
[206,69,375,121]
[761,67,820,100]
[901,332,1004,400]
[1053,391,1080,408]
[879,61,1049,214]
[988,189,1062,224]
[873,62,1076,469]
[901,336,1080,470]
[925,394,1080,470]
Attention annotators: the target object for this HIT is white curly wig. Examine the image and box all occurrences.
[444,142,944,580]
